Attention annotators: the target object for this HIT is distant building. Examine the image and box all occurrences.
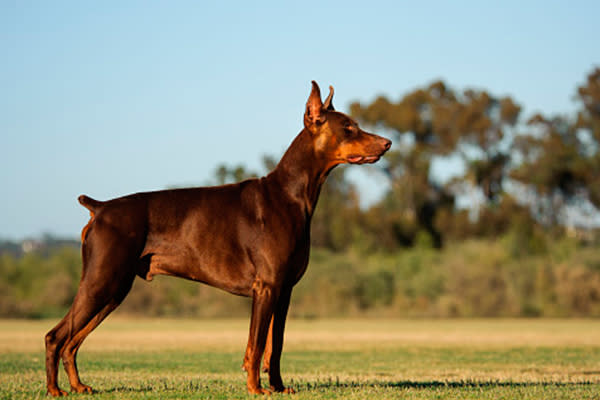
[21,239,43,253]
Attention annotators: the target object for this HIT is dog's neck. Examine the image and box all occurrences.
[267,129,335,217]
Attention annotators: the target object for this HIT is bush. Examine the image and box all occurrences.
[2,235,600,318]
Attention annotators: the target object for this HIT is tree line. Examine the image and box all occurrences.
[2,237,600,318]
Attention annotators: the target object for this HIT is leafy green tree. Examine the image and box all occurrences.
[350,81,521,247]
[575,67,600,207]
[510,68,600,228]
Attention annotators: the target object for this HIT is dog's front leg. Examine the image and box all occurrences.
[245,280,277,395]
[242,316,272,373]
[267,287,295,393]
[261,316,274,373]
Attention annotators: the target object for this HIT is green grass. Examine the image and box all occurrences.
[1,319,600,399]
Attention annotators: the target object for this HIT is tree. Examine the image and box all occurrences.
[510,68,600,228]
[575,67,600,207]
[350,81,521,247]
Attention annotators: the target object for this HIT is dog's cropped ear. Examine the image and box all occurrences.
[304,81,326,131]
[323,85,335,111]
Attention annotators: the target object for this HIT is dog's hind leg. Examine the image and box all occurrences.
[45,221,138,396]
[61,302,117,394]
[45,313,73,396]
[61,276,134,394]
[46,268,135,395]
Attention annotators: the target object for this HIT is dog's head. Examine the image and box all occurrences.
[304,81,391,166]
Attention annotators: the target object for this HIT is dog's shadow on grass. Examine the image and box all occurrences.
[298,379,597,391]
[92,379,598,396]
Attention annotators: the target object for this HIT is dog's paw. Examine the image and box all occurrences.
[248,387,272,395]
[71,383,94,394]
[271,385,296,394]
[47,387,69,397]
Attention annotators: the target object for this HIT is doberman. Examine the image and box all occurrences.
[45,81,391,396]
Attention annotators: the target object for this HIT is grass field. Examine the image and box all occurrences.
[1,318,599,399]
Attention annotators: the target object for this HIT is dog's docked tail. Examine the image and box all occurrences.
[78,195,103,213]
[78,195,104,243]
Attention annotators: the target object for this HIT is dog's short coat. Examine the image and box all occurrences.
[45,81,391,395]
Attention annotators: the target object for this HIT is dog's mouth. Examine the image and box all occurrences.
[347,155,381,164]
[346,141,391,165]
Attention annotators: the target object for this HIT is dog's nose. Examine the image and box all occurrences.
[383,139,392,150]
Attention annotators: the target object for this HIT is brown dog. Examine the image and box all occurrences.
[45,81,391,396]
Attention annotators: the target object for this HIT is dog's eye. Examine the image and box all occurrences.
[344,126,356,136]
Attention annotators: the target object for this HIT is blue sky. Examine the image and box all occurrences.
[1,1,599,239]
